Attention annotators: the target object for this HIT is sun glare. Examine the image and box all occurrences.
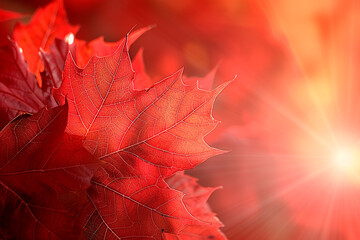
[333,147,356,171]
[65,33,75,45]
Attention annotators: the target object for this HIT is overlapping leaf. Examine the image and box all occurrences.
[40,38,71,89]
[14,0,78,85]
[165,172,226,239]
[0,103,99,239]
[0,38,57,130]
[80,170,208,239]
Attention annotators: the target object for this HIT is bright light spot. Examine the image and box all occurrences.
[333,147,355,171]
[65,33,74,45]
[19,47,23,53]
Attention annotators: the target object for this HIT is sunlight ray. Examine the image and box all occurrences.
[220,165,329,221]
[243,81,332,149]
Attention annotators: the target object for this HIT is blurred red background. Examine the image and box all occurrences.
[2,0,360,239]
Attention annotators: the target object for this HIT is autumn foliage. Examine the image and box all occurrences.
[0,1,227,239]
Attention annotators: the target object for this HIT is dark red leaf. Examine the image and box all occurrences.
[0,103,99,239]
[0,38,57,130]
[40,38,71,89]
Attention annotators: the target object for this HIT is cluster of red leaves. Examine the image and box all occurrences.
[0,1,228,239]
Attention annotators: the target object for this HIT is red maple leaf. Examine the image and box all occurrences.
[13,0,79,86]
[54,38,227,177]
[165,172,226,239]
[0,38,58,130]
[54,37,228,238]
[0,102,99,239]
